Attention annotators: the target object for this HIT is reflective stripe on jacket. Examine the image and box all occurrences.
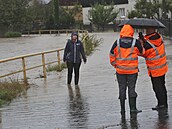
[143,32,168,77]
[110,38,143,74]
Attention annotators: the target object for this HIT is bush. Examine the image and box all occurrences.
[4,31,22,38]
[82,34,102,56]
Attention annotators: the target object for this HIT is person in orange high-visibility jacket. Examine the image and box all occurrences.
[109,24,144,114]
[140,27,168,110]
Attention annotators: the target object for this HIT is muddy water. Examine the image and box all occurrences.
[0,33,172,129]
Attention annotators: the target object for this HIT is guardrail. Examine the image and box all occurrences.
[0,30,89,83]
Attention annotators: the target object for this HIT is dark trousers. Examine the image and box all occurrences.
[67,62,81,85]
[116,73,138,100]
[151,74,168,107]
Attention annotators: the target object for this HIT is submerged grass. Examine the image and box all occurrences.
[46,63,67,72]
[0,79,29,107]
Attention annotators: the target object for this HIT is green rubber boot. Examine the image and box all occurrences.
[129,97,142,113]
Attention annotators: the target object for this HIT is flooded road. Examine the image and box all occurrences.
[0,33,172,129]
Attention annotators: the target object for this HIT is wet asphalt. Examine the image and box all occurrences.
[0,33,172,129]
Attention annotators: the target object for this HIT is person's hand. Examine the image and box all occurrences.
[83,59,87,64]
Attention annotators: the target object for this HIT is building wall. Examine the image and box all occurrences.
[82,0,136,25]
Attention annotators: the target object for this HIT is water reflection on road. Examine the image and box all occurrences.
[67,85,89,128]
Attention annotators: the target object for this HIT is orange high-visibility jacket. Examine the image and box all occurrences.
[109,25,144,74]
[142,32,168,77]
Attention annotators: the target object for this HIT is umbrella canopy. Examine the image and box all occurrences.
[118,18,166,29]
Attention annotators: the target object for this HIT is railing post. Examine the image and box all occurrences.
[22,57,27,83]
[39,30,41,36]
[28,31,30,36]
[42,53,47,78]
[50,30,52,36]
[57,50,61,69]
[66,30,68,36]
[58,31,60,36]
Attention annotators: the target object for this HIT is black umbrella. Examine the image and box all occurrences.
[118,18,166,29]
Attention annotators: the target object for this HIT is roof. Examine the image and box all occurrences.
[47,0,128,7]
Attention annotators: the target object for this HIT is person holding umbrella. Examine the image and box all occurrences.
[139,27,168,110]
[63,32,87,87]
[118,18,168,111]
[109,24,144,114]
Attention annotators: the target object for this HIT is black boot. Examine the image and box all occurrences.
[129,97,142,113]
[120,99,125,115]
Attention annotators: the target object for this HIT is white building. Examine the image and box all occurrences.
[83,0,136,25]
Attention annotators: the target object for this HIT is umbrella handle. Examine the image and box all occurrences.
[139,32,145,42]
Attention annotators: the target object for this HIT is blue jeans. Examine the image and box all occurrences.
[116,72,138,100]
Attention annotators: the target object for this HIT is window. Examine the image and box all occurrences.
[119,8,125,17]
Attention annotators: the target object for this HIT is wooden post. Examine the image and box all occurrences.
[66,30,68,36]
[22,57,27,83]
[28,31,30,36]
[42,53,47,78]
[58,31,60,36]
[57,50,61,70]
[50,30,52,36]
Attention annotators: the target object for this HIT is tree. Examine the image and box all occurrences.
[0,0,29,31]
[161,0,172,19]
[89,2,118,31]
[27,0,54,30]
[152,0,161,18]
[131,0,160,19]
[53,0,60,29]
[135,0,153,18]
[59,7,75,29]
[128,10,142,19]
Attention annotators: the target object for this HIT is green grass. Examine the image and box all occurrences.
[46,63,67,72]
[82,34,102,56]
[0,79,29,107]
[4,31,22,38]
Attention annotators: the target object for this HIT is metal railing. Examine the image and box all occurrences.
[0,30,89,83]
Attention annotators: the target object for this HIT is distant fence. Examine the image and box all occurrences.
[23,29,88,36]
[0,30,88,83]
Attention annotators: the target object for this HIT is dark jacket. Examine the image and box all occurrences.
[63,39,87,63]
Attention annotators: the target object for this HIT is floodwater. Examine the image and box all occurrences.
[0,33,172,129]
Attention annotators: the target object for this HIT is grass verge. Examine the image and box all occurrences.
[0,79,29,107]
[4,31,22,38]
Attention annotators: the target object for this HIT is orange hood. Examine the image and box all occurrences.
[144,32,163,47]
[120,24,134,38]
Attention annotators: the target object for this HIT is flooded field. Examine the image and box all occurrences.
[0,33,172,129]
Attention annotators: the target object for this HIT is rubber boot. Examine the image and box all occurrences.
[120,99,125,115]
[129,97,142,113]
